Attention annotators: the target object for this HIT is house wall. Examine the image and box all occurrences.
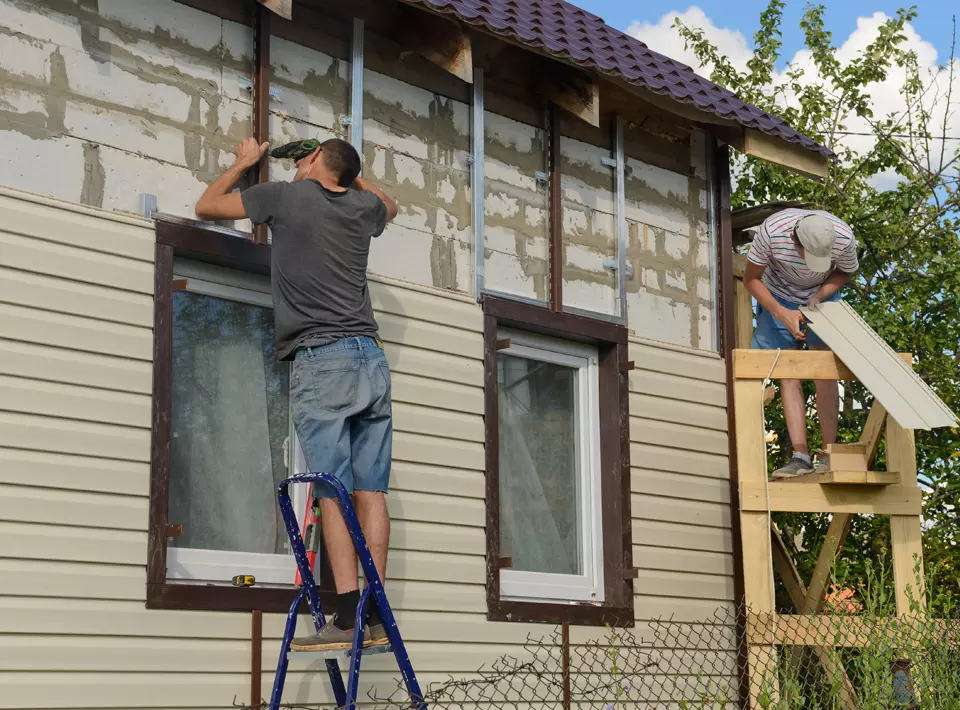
[0,185,734,706]
[0,0,734,705]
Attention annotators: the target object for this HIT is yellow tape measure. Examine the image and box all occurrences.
[232,574,256,587]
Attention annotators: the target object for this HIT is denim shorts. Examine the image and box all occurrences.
[291,336,392,498]
[752,291,841,350]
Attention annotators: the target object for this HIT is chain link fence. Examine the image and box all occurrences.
[242,604,959,710]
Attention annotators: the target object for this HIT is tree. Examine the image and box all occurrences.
[675,2,960,601]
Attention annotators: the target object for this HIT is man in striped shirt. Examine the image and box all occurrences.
[744,208,859,478]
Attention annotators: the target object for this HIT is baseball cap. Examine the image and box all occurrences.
[795,214,836,273]
[270,138,320,162]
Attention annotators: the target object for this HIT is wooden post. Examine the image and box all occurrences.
[887,417,925,616]
[735,378,778,707]
[772,526,859,708]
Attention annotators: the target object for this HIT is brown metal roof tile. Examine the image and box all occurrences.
[403,0,831,158]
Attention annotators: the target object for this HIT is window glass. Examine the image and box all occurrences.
[168,291,290,557]
[498,354,581,575]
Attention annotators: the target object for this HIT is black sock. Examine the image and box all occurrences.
[333,590,361,631]
[367,602,382,627]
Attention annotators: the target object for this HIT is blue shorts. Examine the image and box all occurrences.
[291,336,392,498]
[752,291,841,350]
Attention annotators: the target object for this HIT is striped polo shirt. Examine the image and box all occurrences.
[747,208,859,304]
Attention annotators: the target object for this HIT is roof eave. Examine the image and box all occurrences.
[738,128,830,182]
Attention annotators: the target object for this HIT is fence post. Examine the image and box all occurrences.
[562,622,571,710]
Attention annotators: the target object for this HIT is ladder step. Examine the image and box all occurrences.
[287,644,394,660]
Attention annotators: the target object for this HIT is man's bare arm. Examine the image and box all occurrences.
[352,176,398,222]
[744,260,805,340]
[195,138,269,221]
[810,269,851,304]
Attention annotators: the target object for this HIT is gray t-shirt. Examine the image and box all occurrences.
[241,179,387,360]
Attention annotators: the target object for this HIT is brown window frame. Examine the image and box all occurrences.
[482,294,635,627]
[147,220,333,613]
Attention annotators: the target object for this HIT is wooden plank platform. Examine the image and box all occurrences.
[779,471,900,486]
[741,482,921,515]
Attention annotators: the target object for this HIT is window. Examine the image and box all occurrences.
[483,295,634,627]
[497,330,603,603]
[148,221,324,613]
[165,259,307,585]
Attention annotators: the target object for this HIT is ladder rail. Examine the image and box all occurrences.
[272,472,427,710]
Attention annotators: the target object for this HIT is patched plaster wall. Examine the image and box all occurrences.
[0,0,717,348]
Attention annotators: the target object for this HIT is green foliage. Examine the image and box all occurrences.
[676,3,960,599]
[753,560,960,709]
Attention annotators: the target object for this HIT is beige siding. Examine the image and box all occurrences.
[0,187,735,706]
[0,187,541,708]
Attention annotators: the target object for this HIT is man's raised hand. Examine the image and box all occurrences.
[235,138,270,170]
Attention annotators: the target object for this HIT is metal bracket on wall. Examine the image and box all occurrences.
[139,193,158,219]
[603,258,635,280]
[237,77,283,101]
[349,17,364,154]
[600,155,632,176]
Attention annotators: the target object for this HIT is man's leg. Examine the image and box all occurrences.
[288,341,371,650]
[781,378,810,455]
[349,338,393,640]
[319,498,359,594]
[752,300,813,476]
[354,491,390,585]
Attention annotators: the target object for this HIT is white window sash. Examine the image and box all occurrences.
[166,261,307,584]
[496,329,605,605]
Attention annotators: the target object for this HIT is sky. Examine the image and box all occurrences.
[577,1,957,69]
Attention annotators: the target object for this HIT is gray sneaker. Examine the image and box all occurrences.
[290,620,370,652]
[368,623,390,647]
[771,454,814,480]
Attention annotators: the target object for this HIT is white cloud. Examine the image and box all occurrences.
[627,7,960,184]
[627,7,753,75]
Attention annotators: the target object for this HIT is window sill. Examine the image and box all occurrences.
[146,581,334,614]
[488,599,635,628]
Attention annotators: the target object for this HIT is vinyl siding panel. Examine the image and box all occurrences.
[0,187,736,707]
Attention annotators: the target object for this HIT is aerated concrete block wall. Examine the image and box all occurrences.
[0,0,253,221]
[0,0,717,349]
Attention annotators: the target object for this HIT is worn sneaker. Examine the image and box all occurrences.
[771,454,814,480]
[290,619,370,652]
[814,455,830,474]
[368,623,390,648]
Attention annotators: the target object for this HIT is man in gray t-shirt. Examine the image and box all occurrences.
[195,136,398,651]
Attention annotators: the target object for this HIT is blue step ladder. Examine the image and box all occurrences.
[269,472,427,710]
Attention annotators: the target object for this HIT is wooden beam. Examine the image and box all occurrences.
[734,279,753,349]
[771,526,807,606]
[748,614,960,648]
[741,482,922,515]
[887,413,925,617]
[776,470,898,485]
[859,401,888,467]
[734,349,914,381]
[394,4,473,83]
[545,67,600,127]
[824,443,868,472]
[742,128,829,181]
[251,2,271,245]
[771,526,859,709]
[735,377,778,709]
[804,514,852,614]
[256,0,291,20]
[732,252,748,279]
